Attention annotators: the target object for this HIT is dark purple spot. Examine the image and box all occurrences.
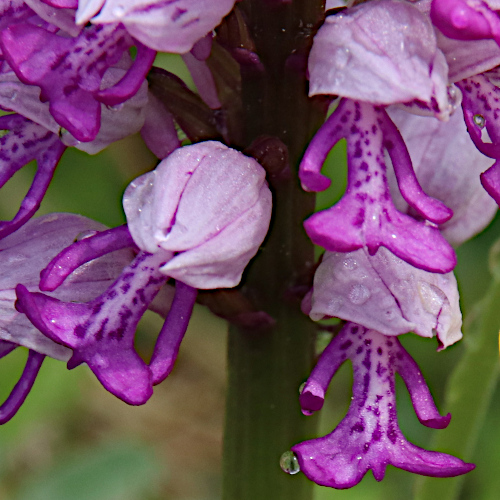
[75,324,86,338]
[340,340,353,350]
[362,350,371,370]
[351,422,364,433]
[387,425,397,444]
[94,318,108,341]
[376,362,387,377]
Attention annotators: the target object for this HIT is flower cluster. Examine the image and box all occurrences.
[287,0,500,489]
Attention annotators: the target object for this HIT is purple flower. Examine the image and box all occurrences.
[292,323,474,488]
[0,213,133,423]
[0,59,150,238]
[0,21,155,142]
[299,98,455,273]
[16,141,272,405]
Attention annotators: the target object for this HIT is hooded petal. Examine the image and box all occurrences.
[123,141,272,288]
[308,247,462,347]
[87,0,237,53]
[309,0,450,114]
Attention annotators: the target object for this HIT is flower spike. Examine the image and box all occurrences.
[294,324,474,488]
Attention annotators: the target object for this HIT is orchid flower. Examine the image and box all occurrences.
[292,323,474,488]
[15,141,272,405]
[0,212,134,423]
[299,99,455,273]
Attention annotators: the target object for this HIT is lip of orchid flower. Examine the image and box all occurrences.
[293,323,474,488]
[299,98,456,274]
[16,141,272,404]
[15,249,170,405]
[0,114,66,240]
[78,0,237,54]
[0,60,149,155]
[0,347,45,425]
[0,21,155,142]
[309,0,451,119]
[0,213,134,422]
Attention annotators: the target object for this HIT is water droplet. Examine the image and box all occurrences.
[343,257,357,270]
[334,47,350,70]
[299,382,306,394]
[417,282,444,315]
[446,85,462,114]
[473,114,485,128]
[7,254,25,264]
[280,451,300,475]
[112,5,125,17]
[76,230,98,241]
[348,284,371,305]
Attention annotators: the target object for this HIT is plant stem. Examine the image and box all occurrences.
[223,1,326,499]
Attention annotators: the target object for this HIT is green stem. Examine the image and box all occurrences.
[413,242,500,500]
[223,1,326,499]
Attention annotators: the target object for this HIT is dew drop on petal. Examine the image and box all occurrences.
[348,284,370,305]
[112,5,125,17]
[446,85,461,114]
[334,48,351,70]
[280,451,300,475]
[343,257,358,270]
[473,114,485,128]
